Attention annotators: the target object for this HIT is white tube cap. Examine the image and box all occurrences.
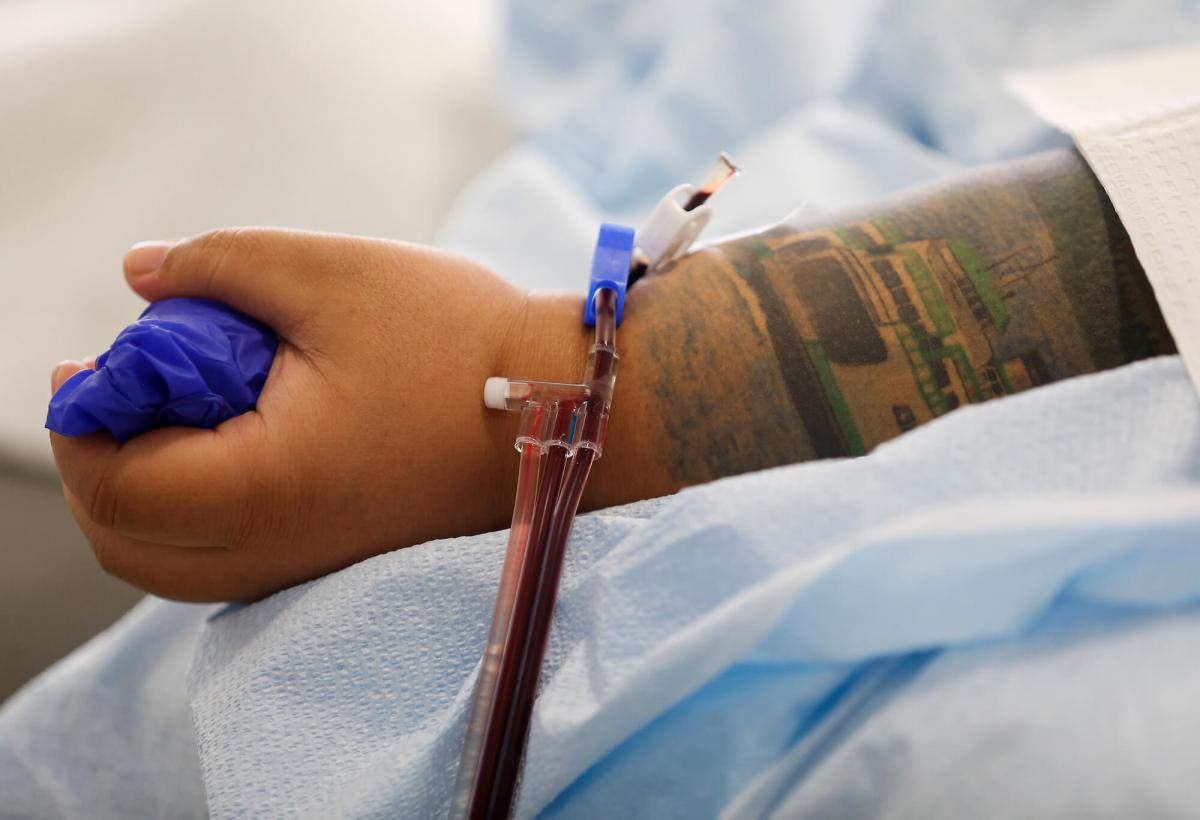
[483,377,508,410]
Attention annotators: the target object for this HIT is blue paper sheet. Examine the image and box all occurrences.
[5,357,1199,818]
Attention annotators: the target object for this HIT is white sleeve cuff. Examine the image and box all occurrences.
[1008,45,1200,395]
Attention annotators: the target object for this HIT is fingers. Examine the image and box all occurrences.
[49,415,266,548]
[63,488,271,602]
[51,360,89,392]
[123,228,379,341]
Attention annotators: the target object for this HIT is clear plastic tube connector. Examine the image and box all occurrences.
[483,378,589,412]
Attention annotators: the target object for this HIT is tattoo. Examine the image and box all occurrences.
[638,149,1173,484]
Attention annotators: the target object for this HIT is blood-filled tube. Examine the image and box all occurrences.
[451,401,576,819]
[481,288,619,815]
[451,404,546,818]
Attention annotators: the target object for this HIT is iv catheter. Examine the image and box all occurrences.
[451,155,738,820]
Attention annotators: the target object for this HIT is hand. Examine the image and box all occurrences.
[50,229,591,601]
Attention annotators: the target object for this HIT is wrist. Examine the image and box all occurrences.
[487,286,676,517]
[475,290,588,528]
[498,290,592,393]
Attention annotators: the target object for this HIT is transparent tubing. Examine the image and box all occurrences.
[450,430,544,820]
[450,399,575,819]
[451,289,619,819]
[682,151,740,211]
[481,289,619,816]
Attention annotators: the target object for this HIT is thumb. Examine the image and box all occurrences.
[123,228,368,340]
[50,359,90,393]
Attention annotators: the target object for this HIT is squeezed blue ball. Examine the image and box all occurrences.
[46,297,278,442]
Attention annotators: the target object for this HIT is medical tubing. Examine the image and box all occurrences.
[683,151,740,211]
[482,412,572,817]
[453,402,575,820]
[485,289,619,814]
[453,288,619,818]
[456,173,723,818]
[489,444,595,811]
[450,427,544,818]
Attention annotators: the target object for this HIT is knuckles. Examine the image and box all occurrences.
[84,469,121,532]
[162,227,251,287]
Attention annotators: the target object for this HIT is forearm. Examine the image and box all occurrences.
[515,148,1173,511]
[57,151,1173,599]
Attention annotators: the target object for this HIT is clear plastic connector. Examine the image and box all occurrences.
[484,378,589,412]
[684,151,740,211]
[629,153,740,287]
[513,400,553,453]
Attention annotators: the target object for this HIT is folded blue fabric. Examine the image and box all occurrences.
[45,298,277,442]
[178,357,1197,819]
[8,357,1195,819]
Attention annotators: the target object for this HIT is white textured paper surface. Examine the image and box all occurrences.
[1009,46,1200,396]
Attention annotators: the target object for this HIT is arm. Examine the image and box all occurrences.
[550,148,1173,508]
[49,149,1172,601]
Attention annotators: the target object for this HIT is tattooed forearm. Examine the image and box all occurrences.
[614,148,1173,488]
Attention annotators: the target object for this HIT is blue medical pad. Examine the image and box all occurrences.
[45,298,276,442]
[7,357,1199,818]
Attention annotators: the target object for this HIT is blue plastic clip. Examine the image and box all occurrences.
[584,223,635,327]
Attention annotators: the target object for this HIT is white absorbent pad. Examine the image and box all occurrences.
[1009,44,1200,395]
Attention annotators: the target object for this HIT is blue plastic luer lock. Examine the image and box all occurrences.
[584,223,634,327]
[46,297,277,442]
